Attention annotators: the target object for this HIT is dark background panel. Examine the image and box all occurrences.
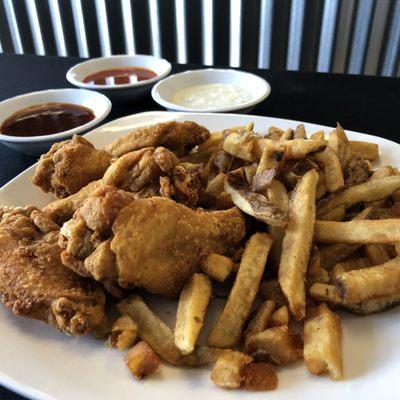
[213,0,230,66]
[131,0,152,55]
[270,0,291,70]
[241,0,261,68]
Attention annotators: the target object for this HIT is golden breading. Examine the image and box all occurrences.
[124,341,160,379]
[105,120,210,157]
[32,135,111,198]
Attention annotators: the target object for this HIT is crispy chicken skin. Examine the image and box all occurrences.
[102,147,178,193]
[111,197,246,298]
[32,135,112,198]
[0,206,105,335]
[105,121,211,158]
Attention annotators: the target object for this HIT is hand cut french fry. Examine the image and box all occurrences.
[205,173,225,197]
[245,325,303,365]
[327,124,352,169]
[319,243,361,270]
[201,253,234,282]
[210,350,252,389]
[349,140,379,161]
[124,341,160,380]
[371,166,398,180]
[280,128,294,141]
[309,283,343,305]
[330,258,371,282]
[223,132,256,161]
[315,147,345,193]
[269,306,290,327]
[208,233,273,347]
[314,219,400,244]
[267,126,285,140]
[196,131,224,152]
[310,130,325,140]
[316,173,327,200]
[317,176,400,215]
[256,139,326,160]
[174,273,212,355]
[107,314,138,350]
[278,169,319,321]
[318,204,346,221]
[244,300,275,342]
[336,257,400,303]
[118,295,219,366]
[294,124,307,139]
[304,303,343,380]
[242,362,278,391]
[363,244,391,265]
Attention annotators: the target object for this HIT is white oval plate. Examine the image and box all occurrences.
[0,112,399,400]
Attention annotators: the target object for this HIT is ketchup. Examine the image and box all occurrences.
[1,103,95,137]
[83,67,157,85]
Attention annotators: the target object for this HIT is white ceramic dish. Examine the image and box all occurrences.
[1,111,400,400]
[0,89,111,155]
[151,69,271,113]
[66,55,172,103]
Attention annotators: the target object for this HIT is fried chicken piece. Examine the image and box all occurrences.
[43,180,102,225]
[32,135,112,198]
[0,206,105,335]
[59,186,135,294]
[111,197,246,298]
[102,147,178,193]
[159,163,203,208]
[105,121,211,158]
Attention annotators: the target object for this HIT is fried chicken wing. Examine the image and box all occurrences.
[111,198,246,298]
[105,121,211,158]
[0,206,105,335]
[32,135,112,198]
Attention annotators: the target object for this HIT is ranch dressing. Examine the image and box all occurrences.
[171,83,252,109]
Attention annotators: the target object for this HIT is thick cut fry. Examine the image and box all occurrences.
[208,233,273,347]
[330,258,371,282]
[349,141,379,161]
[244,300,275,342]
[317,176,400,215]
[118,295,218,366]
[336,257,400,303]
[316,173,327,200]
[256,139,326,160]
[371,166,398,180]
[294,124,307,139]
[196,131,224,152]
[363,244,391,265]
[318,204,346,221]
[107,314,138,350]
[315,147,345,192]
[269,306,290,327]
[304,304,343,380]
[223,132,256,161]
[205,173,225,197]
[201,253,234,282]
[280,128,294,141]
[278,169,319,321]
[243,362,278,391]
[175,273,212,355]
[310,131,325,140]
[309,283,343,304]
[259,280,287,308]
[224,169,288,226]
[245,325,303,365]
[314,219,400,244]
[210,350,252,389]
[124,341,160,380]
[328,124,352,169]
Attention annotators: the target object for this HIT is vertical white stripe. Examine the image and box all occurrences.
[121,0,136,54]
[286,0,306,71]
[202,0,213,65]
[0,38,3,53]
[382,0,400,77]
[3,0,23,54]
[48,0,67,56]
[149,0,161,57]
[25,0,45,55]
[348,0,374,75]
[229,0,242,67]
[175,0,187,63]
[317,0,339,72]
[71,0,89,57]
[257,0,273,69]
[95,0,112,56]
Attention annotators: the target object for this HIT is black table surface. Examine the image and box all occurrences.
[0,53,399,400]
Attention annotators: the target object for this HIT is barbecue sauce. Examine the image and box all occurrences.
[0,103,95,137]
[83,67,157,85]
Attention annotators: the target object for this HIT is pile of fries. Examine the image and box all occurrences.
[103,122,400,391]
